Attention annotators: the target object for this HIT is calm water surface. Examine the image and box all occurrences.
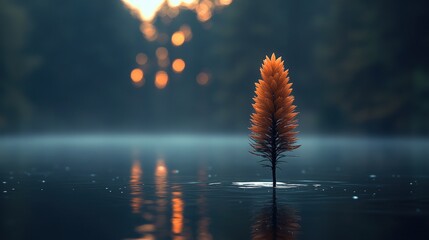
[0,135,428,240]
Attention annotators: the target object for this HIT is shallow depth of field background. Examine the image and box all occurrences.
[1,0,428,136]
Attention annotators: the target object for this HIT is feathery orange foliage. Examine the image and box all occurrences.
[250,53,299,186]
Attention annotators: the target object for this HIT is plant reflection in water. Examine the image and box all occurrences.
[252,188,300,240]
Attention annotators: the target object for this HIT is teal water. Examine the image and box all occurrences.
[1,135,428,240]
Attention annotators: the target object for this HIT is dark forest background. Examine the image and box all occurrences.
[1,0,428,135]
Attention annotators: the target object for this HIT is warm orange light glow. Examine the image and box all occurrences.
[140,22,158,41]
[180,25,193,41]
[219,0,233,5]
[121,0,165,22]
[121,0,234,26]
[122,0,233,43]
[171,186,184,235]
[156,47,169,60]
[136,53,148,65]
[171,31,185,46]
[155,159,168,197]
[130,160,143,214]
[155,71,169,89]
[131,68,144,84]
[172,59,186,73]
[155,159,168,232]
[196,1,213,22]
[136,224,156,233]
[197,72,210,85]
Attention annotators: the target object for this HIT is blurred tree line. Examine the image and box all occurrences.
[0,0,428,135]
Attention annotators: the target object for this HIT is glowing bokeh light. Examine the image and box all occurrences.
[122,0,232,23]
[172,59,186,73]
[197,72,210,85]
[131,68,144,84]
[180,24,192,41]
[140,22,158,41]
[121,0,165,22]
[136,53,148,65]
[121,0,233,41]
[156,47,169,60]
[171,31,185,46]
[196,1,212,22]
[219,0,233,5]
[155,71,169,89]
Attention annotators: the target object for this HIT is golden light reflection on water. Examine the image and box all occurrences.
[155,159,169,239]
[127,159,214,239]
[130,160,143,214]
[171,186,184,237]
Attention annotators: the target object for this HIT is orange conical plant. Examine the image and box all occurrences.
[250,53,299,187]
